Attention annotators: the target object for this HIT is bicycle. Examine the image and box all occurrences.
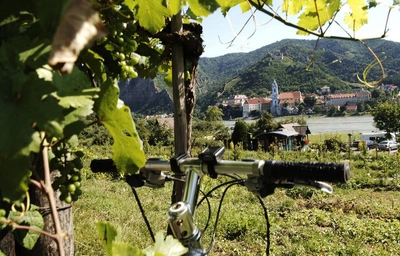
[90,146,350,255]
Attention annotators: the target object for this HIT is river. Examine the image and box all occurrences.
[223,115,381,134]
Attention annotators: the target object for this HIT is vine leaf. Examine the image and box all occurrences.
[94,79,146,175]
[10,204,44,250]
[48,0,107,74]
[52,66,100,137]
[282,0,304,15]
[344,0,369,32]
[96,221,122,256]
[0,156,32,203]
[0,42,64,157]
[297,0,341,35]
[112,242,144,256]
[187,0,219,17]
[217,0,247,14]
[52,67,100,110]
[133,0,176,34]
[96,221,144,256]
[143,231,188,256]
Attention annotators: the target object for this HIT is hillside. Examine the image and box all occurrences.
[120,38,400,114]
[197,39,400,107]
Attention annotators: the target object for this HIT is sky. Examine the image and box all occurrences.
[200,3,400,58]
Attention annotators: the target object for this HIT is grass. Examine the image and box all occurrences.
[73,146,400,256]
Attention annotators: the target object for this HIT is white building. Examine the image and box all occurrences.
[242,98,270,117]
[227,95,248,107]
[325,89,371,107]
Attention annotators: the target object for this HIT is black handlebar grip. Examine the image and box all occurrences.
[90,159,117,173]
[264,160,350,183]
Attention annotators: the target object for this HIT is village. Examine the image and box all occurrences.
[220,80,395,118]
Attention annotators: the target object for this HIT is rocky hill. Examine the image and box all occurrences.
[118,78,173,115]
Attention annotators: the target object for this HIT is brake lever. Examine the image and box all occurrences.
[292,180,333,194]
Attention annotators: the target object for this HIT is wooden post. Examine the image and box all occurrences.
[170,11,187,204]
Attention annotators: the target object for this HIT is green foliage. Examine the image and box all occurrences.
[192,119,230,148]
[1,204,44,250]
[231,119,249,149]
[146,119,173,147]
[323,135,347,152]
[96,221,144,256]
[372,101,400,135]
[205,106,223,121]
[94,79,146,174]
[249,112,277,135]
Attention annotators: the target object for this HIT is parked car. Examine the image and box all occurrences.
[378,141,398,151]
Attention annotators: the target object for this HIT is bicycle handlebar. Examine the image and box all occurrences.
[90,158,349,182]
[90,156,350,196]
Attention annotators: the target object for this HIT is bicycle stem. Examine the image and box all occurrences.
[168,169,204,255]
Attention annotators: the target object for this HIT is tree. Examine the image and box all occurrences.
[205,106,223,121]
[250,112,277,136]
[192,119,230,147]
[357,100,366,112]
[372,101,400,137]
[231,119,249,149]
[304,95,317,107]
[146,119,174,146]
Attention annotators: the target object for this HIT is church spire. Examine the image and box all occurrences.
[270,80,280,116]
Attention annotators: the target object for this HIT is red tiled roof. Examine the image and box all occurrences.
[327,93,356,99]
[244,98,269,104]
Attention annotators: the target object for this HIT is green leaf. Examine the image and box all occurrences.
[82,49,107,84]
[344,0,369,31]
[112,242,144,256]
[96,221,122,256]
[282,0,304,15]
[0,156,31,203]
[187,0,219,17]
[10,205,44,250]
[165,0,181,16]
[0,38,66,157]
[133,0,173,34]
[239,1,252,13]
[217,0,246,15]
[94,79,146,174]
[143,232,188,256]
[297,0,341,35]
[0,73,63,156]
[52,66,100,109]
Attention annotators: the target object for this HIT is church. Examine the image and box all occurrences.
[241,80,303,117]
[270,80,303,116]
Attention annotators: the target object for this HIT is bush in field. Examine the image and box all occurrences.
[324,136,347,152]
